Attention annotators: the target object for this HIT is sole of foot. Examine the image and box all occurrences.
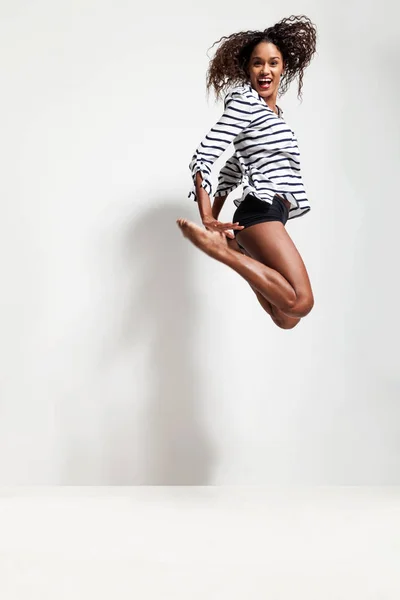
[176,219,229,259]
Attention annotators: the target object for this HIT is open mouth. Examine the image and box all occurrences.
[258,78,272,90]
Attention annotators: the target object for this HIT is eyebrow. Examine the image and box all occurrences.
[252,56,281,60]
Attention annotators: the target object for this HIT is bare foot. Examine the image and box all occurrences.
[176,218,229,259]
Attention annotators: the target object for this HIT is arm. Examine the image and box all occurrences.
[212,152,242,219]
[195,172,230,232]
[211,194,227,220]
[195,171,214,222]
[188,90,254,212]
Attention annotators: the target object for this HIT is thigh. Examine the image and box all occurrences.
[235,221,313,302]
[227,235,301,328]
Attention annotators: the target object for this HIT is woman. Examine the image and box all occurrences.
[177,15,317,329]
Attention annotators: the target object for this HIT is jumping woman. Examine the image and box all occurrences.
[177,15,317,329]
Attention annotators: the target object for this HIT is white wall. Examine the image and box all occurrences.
[0,0,399,484]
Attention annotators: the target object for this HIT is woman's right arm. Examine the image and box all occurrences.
[212,152,242,219]
[194,172,238,237]
[195,166,235,221]
[195,171,214,222]
[188,89,255,205]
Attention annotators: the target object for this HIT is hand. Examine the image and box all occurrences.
[202,215,244,239]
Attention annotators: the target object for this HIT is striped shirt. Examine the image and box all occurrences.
[188,83,310,220]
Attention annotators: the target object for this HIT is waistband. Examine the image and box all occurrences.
[243,192,291,212]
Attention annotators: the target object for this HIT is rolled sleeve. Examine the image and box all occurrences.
[188,156,213,202]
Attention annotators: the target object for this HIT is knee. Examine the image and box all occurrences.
[287,293,314,319]
[272,316,301,330]
[295,294,314,318]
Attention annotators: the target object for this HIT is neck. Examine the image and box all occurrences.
[249,83,279,114]
[265,94,278,112]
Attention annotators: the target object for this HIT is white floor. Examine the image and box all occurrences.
[1,487,399,599]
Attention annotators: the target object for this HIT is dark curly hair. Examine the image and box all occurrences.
[206,15,317,101]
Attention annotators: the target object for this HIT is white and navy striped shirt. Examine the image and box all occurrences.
[188,83,310,220]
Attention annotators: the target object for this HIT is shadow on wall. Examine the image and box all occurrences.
[105,199,216,484]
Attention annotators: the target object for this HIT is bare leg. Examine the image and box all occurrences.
[227,238,301,329]
[177,219,313,319]
[235,221,314,319]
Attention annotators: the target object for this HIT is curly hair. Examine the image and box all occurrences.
[206,15,317,101]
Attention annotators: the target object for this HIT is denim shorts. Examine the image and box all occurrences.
[232,193,290,239]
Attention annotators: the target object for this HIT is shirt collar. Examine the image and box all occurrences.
[247,83,283,118]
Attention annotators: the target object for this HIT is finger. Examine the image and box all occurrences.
[225,231,235,239]
[219,222,240,230]
[223,223,245,230]
[220,221,245,230]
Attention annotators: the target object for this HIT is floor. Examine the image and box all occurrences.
[0,487,399,599]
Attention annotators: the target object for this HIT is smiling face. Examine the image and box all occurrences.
[247,41,285,103]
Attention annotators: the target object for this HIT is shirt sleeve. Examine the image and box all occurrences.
[188,89,254,202]
[214,152,242,198]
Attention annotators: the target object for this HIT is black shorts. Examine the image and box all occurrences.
[232,193,290,238]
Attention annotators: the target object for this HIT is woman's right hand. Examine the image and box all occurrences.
[202,215,244,239]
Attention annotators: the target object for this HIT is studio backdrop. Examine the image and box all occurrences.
[0,0,399,484]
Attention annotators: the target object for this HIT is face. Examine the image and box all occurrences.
[247,41,284,101]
